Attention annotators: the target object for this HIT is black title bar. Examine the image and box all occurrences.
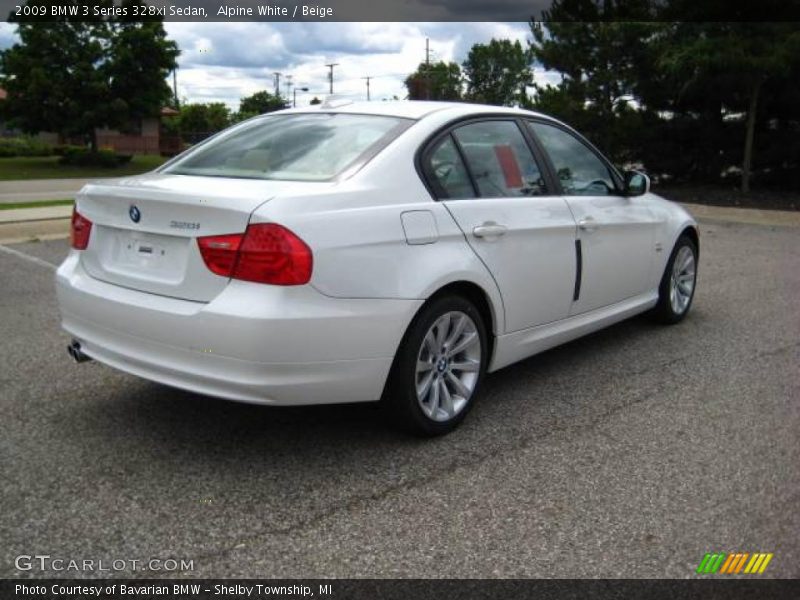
[3,0,800,22]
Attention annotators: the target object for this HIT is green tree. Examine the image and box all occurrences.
[238,90,286,118]
[462,39,532,106]
[177,103,230,133]
[529,1,659,161]
[404,61,462,101]
[106,0,179,131]
[529,1,800,190]
[656,20,800,192]
[0,0,178,152]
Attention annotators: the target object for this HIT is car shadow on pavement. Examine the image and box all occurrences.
[47,308,708,542]
[82,310,675,460]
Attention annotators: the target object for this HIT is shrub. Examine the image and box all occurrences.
[52,144,86,157]
[0,136,54,157]
[59,148,133,167]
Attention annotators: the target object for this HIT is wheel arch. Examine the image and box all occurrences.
[421,280,497,365]
[680,224,700,259]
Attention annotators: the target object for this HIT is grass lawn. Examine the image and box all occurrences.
[0,154,167,180]
[0,199,73,210]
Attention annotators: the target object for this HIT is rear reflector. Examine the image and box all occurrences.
[198,223,313,285]
[70,208,92,250]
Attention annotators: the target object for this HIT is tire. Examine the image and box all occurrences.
[652,234,698,324]
[383,294,488,436]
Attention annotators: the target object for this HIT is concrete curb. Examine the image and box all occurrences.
[680,203,800,227]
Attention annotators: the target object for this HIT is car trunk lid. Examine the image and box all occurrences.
[76,173,327,302]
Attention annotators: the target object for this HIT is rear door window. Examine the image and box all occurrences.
[426,136,476,199]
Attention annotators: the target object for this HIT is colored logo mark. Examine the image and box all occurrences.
[696,552,773,575]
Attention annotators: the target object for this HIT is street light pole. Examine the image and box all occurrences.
[293,86,310,107]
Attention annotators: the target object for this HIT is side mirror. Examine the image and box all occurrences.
[624,170,650,197]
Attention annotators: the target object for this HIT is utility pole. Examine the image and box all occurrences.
[273,72,282,97]
[325,63,339,94]
[425,38,431,101]
[362,76,372,101]
[284,75,293,104]
[172,68,179,108]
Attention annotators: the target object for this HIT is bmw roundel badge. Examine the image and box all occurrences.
[129,205,141,223]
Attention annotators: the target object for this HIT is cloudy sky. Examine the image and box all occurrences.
[0,22,560,109]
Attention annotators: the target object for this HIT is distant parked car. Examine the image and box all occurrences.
[56,101,698,435]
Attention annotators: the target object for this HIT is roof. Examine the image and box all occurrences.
[278,100,551,121]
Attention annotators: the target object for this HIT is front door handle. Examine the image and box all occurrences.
[578,217,598,233]
[472,222,508,239]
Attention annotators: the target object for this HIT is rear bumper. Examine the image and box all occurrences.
[55,252,422,405]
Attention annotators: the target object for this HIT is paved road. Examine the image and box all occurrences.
[0,178,90,204]
[1,220,798,579]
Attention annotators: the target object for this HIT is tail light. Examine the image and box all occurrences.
[198,223,313,286]
[70,207,92,250]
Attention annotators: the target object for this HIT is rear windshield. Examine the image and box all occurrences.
[164,113,412,181]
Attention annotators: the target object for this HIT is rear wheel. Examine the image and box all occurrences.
[653,234,698,324]
[383,295,487,436]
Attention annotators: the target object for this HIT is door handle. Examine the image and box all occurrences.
[472,222,508,239]
[578,217,598,233]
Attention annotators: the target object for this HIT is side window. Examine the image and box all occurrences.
[528,122,617,196]
[426,135,476,199]
[453,121,547,197]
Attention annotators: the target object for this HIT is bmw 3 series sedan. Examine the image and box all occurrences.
[56,101,698,435]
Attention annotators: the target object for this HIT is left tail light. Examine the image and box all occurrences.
[197,223,313,286]
[70,207,92,250]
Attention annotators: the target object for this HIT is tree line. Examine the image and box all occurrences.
[0,0,179,153]
[163,91,324,139]
[406,2,800,192]
[2,0,798,190]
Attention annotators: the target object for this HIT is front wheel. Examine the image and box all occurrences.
[653,234,698,324]
[383,295,488,436]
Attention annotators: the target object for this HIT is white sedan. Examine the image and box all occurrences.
[56,100,698,435]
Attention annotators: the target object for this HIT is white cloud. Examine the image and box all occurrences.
[0,22,537,109]
[164,22,532,108]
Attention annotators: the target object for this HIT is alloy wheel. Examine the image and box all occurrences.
[669,245,696,315]
[415,311,481,422]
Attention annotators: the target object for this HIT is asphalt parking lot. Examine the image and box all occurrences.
[1,217,798,579]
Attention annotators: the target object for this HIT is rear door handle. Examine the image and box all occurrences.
[578,217,598,233]
[472,222,508,239]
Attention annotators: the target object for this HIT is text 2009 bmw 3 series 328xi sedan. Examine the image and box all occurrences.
[56,100,698,435]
